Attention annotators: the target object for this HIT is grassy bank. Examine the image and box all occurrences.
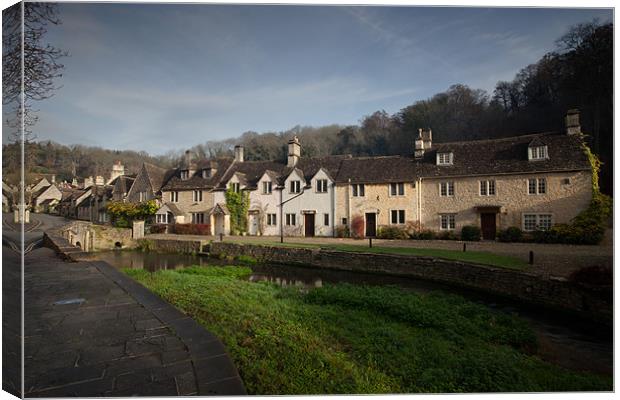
[253,241,527,269]
[125,266,611,394]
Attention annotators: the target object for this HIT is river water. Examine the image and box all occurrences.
[89,250,613,376]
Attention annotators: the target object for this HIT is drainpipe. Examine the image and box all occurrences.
[347,178,351,232]
[417,177,423,229]
[331,182,335,237]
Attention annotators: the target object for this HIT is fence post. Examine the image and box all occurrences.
[463,243,467,252]
[220,233,223,242]
[369,237,373,248]
[529,250,534,265]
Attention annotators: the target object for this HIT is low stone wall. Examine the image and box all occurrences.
[209,242,612,323]
[49,220,136,251]
[145,238,206,254]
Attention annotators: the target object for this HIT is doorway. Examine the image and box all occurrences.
[365,213,377,237]
[304,213,315,237]
[480,213,497,240]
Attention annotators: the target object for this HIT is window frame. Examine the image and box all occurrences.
[439,214,456,230]
[352,183,365,197]
[439,181,455,197]
[436,152,454,165]
[267,213,277,226]
[289,180,301,194]
[528,146,548,161]
[170,191,179,203]
[479,180,496,196]
[522,213,553,231]
[285,213,297,226]
[528,178,547,195]
[316,179,328,193]
[390,182,405,196]
[390,209,406,224]
[193,190,203,202]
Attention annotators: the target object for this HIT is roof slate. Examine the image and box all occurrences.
[162,158,233,190]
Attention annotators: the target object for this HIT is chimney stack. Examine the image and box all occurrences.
[565,109,581,135]
[287,136,301,167]
[109,160,125,183]
[84,176,94,189]
[234,145,244,163]
[95,175,104,186]
[51,175,56,184]
[414,128,432,158]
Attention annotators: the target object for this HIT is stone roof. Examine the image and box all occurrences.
[216,160,288,190]
[415,132,590,178]
[279,155,351,185]
[335,155,417,184]
[162,158,233,190]
[143,163,173,193]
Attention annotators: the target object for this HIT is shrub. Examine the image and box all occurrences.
[569,265,612,286]
[136,239,155,252]
[377,226,408,240]
[438,230,458,240]
[415,229,436,240]
[404,221,421,239]
[461,225,481,241]
[149,224,167,234]
[350,215,365,239]
[172,223,211,235]
[335,225,350,238]
[498,227,523,243]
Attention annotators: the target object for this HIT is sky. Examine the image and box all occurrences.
[3,2,613,155]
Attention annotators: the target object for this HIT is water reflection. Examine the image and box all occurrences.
[85,250,212,272]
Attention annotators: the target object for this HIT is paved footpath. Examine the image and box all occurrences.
[24,247,246,397]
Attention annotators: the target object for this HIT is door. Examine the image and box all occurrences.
[248,213,259,235]
[304,214,315,237]
[365,213,377,237]
[480,213,497,240]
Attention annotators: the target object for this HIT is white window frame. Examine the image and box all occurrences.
[170,191,179,203]
[390,182,405,196]
[289,180,301,194]
[390,209,405,224]
[528,146,548,161]
[522,213,553,231]
[285,213,296,226]
[479,180,496,196]
[180,170,189,180]
[324,213,329,226]
[528,178,547,195]
[262,181,272,194]
[439,181,455,197]
[193,190,203,202]
[437,152,454,165]
[352,184,365,197]
[267,213,277,226]
[230,182,240,193]
[439,214,456,230]
[316,179,328,193]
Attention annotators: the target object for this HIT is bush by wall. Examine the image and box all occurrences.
[438,230,458,240]
[461,225,481,241]
[569,265,612,287]
[498,227,523,243]
[172,223,211,235]
[149,224,167,234]
[414,229,436,240]
[335,225,350,238]
[377,226,408,240]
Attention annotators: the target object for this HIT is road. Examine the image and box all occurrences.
[2,213,69,255]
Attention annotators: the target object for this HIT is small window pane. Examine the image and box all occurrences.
[528,179,537,194]
[538,178,546,194]
[324,213,329,226]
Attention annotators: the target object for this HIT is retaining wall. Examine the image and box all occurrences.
[209,242,612,323]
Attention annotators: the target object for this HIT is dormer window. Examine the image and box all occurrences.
[180,170,189,180]
[202,169,211,179]
[229,182,240,193]
[437,152,453,165]
[528,145,548,161]
[262,181,272,194]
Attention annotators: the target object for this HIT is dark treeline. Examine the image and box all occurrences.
[4,20,612,193]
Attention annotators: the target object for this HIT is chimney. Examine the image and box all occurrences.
[51,175,56,184]
[414,128,432,158]
[84,176,94,189]
[110,160,125,183]
[95,175,104,186]
[72,177,78,187]
[185,150,193,168]
[565,109,581,135]
[287,136,301,167]
[234,145,244,163]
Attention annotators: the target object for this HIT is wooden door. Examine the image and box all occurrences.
[365,213,377,237]
[304,214,315,237]
[480,213,497,240]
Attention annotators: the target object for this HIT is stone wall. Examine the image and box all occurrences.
[209,242,611,323]
[52,220,136,251]
[146,238,206,254]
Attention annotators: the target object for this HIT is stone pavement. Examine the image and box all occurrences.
[24,247,246,397]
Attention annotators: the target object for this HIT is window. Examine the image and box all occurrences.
[202,169,211,179]
[139,191,147,202]
[437,152,453,165]
[528,178,546,195]
[390,182,405,196]
[391,210,405,224]
[230,182,240,193]
[439,182,454,197]
[324,213,329,226]
[528,146,548,161]
[191,213,205,224]
[342,217,347,225]
[262,181,272,194]
[193,190,203,202]
[267,214,277,226]
[562,178,571,185]
[440,214,456,230]
[286,213,296,226]
[352,184,365,197]
[180,170,189,180]
[523,213,553,231]
[156,214,168,224]
[316,179,328,193]
[479,180,496,196]
[170,191,179,203]
[289,180,301,194]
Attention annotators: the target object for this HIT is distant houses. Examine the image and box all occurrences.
[25,110,593,240]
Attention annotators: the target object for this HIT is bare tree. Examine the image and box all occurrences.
[3,2,67,140]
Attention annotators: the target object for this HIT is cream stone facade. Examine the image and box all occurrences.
[419,170,592,235]
[248,172,281,236]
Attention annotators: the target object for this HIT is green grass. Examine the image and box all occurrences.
[125,266,611,394]
[253,241,527,270]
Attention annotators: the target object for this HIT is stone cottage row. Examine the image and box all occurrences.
[59,110,593,240]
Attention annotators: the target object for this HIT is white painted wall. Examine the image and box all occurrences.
[248,172,280,236]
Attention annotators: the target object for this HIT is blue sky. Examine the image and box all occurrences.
[8,3,613,155]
